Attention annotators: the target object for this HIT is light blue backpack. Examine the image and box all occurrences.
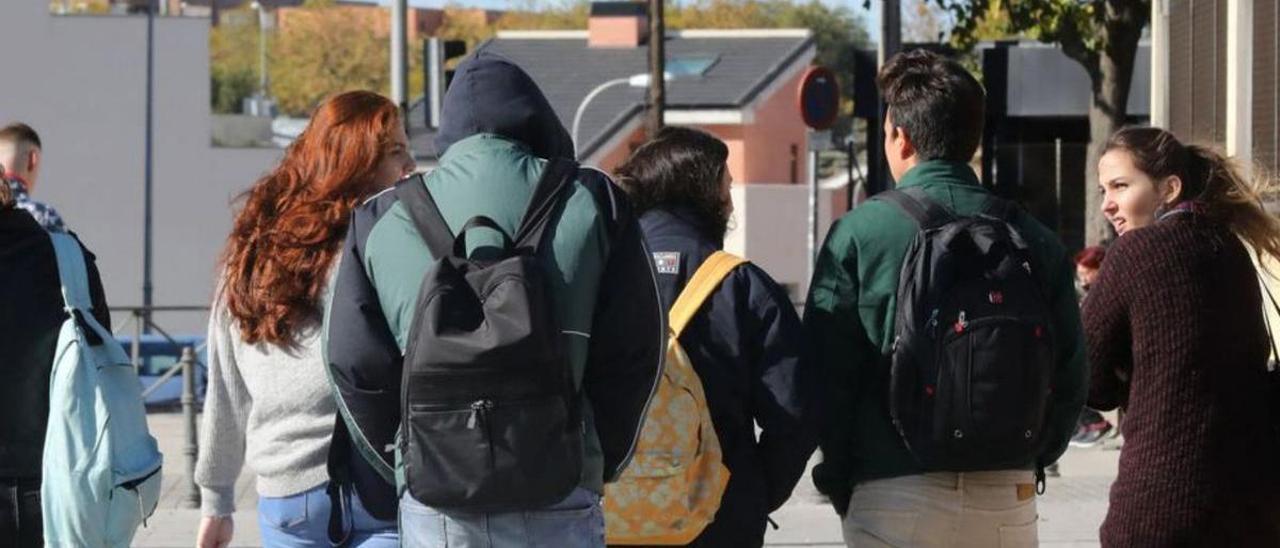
[41,232,163,547]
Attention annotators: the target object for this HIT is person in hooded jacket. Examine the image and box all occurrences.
[324,50,664,547]
[611,127,819,547]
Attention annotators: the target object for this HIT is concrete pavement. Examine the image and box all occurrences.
[136,412,1120,547]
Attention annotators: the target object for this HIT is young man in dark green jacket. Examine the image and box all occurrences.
[806,50,1087,546]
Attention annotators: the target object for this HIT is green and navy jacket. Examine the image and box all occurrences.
[806,161,1088,505]
[323,52,665,518]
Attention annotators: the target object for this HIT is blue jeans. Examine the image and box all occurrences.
[399,488,605,548]
[258,483,398,547]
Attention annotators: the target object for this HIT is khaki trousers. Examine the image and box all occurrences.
[841,470,1039,548]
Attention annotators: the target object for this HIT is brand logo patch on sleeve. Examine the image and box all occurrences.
[652,252,681,275]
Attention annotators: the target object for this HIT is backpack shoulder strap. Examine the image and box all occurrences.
[669,251,747,338]
[395,174,455,260]
[48,232,93,311]
[981,195,1018,223]
[515,157,579,251]
[874,187,955,229]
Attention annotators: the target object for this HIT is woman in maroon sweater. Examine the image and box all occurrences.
[1088,126,1280,546]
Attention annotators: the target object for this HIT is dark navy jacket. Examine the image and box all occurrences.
[640,208,819,547]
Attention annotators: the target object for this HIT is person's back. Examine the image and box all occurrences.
[0,176,109,547]
[1088,216,1274,544]
[194,91,412,548]
[325,51,664,548]
[806,50,1086,547]
[612,127,818,547]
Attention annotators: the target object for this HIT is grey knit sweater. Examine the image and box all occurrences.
[194,298,337,516]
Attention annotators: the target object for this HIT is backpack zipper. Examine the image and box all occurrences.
[467,399,496,469]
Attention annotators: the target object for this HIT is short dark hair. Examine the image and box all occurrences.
[613,126,731,242]
[0,123,42,150]
[877,49,985,162]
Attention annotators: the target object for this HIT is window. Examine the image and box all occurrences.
[666,54,719,78]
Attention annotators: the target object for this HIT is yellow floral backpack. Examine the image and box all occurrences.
[604,251,741,545]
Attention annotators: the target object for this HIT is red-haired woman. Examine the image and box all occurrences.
[1069,246,1115,447]
[194,91,415,548]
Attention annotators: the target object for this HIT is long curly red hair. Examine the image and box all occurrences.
[220,90,402,345]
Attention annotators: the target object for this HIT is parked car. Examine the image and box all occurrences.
[114,334,207,407]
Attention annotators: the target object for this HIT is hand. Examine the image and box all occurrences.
[196,515,234,548]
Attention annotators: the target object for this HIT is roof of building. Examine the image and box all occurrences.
[463,29,815,161]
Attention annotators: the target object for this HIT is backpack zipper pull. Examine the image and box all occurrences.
[467,399,494,430]
[467,399,497,468]
[954,311,968,333]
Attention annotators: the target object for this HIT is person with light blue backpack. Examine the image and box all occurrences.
[0,166,162,547]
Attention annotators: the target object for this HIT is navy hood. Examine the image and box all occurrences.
[434,50,574,160]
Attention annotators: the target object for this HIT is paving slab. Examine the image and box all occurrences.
[139,412,1120,547]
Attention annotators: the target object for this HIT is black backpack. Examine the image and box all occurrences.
[877,187,1054,474]
[393,158,583,512]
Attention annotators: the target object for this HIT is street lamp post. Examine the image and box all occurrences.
[251,2,269,96]
[572,72,672,158]
[143,0,155,332]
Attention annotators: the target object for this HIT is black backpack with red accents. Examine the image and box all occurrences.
[877,187,1054,474]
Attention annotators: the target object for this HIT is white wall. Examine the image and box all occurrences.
[0,3,283,333]
[725,183,837,304]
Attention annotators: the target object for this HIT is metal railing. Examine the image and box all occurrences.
[110,306,209,509]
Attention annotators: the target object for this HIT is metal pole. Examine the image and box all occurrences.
[646,0,666,139]
[390,0,409,115]
[427,38,443,129]
[1054,138,1063,232]
[846,138,855,211]
[572,78,633,157]
[131,310,143,374]
[879,0,902,66]
[181,346,201,508]
[257,5,269,96]
[876,0,901,192]
[808,132,820,280]
[143,0,155,335]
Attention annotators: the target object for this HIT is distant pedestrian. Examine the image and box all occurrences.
[807,49,1087,548]
[610,126,819,547]
[324,51,664,548]
[0,123,65,232]
[1069,246,1115,448]
[194,90,414,548]
[1088,126,1280,546]
[0,153,111,548]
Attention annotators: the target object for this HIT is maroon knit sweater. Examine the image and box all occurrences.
[1084,214,1280,546]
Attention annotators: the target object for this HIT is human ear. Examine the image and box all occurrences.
[1160,175,1183,204]
[899,127,916,160]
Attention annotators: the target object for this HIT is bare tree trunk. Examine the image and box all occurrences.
[646,0,665,139]
[1085,58,1134,244]
[1080,1,1146,245]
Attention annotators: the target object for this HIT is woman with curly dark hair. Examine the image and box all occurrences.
[612,127,819,547]
[194,91,415,548]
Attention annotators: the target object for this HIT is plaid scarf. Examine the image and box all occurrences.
[6,178,66,232]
